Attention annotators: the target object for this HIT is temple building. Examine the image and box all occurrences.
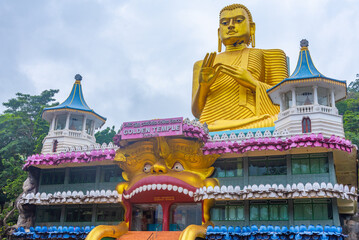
[12,3,358,240]
[13,41,358,240]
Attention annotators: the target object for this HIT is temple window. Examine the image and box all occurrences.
[69,114,84,131]
[210,201,244,221]
[101,166,124,183]
[65,205,92,222]
[96,205,124,222]
[40,169,65,185]
[170,203,202,230]
[283,91,292,110]
[296,87,313,105]
[86,119,94,135]
[212,158,243,178]
[52,140,58,152]
[248,155,286,176]
[55,114,67,130]
[36,206,62,222]
[249,200,288,221]
[291,153,328,174]
[294,199,332,220]
[302,117,311,133]
[318,87,329,106]
[69,167,96,184]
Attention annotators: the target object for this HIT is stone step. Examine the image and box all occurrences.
[118,231,182,240]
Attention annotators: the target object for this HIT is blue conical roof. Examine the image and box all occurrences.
[42,74,106,122]
[267,40,346,94]
[287,39,327,80]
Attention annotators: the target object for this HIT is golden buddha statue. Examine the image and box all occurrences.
[192,4,288,131]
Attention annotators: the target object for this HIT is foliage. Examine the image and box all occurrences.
[0,90,59,158]
[338,77,359,146]
[95,126,117,144]
[0,157,27,202]
[0,89,59,234]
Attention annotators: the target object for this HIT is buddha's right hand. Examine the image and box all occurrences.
[199,52,217,89]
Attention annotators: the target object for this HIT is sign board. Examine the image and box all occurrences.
[120,117,183,140]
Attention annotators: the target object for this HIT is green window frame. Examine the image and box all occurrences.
[249,155,287,176]
[292,153,328,175]
[211,202,244,221]
[36,207,62,222]
[96,205,124,222]
[65,205,92,222]
[250,201,288,221]
[294,199,332,220]
[213,158,243,178]
[69,167,96,184]
[40,169,65,185]
[101,166,124,183]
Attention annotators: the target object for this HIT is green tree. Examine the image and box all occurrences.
[0,89,58,236]
[338,77,359,146]
[95,126,117,144]
[0,90,59,158]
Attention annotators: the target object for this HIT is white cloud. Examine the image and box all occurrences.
[0,0,358,130]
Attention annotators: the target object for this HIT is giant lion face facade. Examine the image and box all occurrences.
[114,137,219,229]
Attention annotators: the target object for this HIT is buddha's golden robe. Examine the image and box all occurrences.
[193,48,288,130]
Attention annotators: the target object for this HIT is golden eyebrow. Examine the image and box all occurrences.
[220,15,245,21]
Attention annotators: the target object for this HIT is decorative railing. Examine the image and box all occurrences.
[49,130,95,141]
[23,147,116,170]
[194,182,357,202]
[62,142,118,152]
[12,226,94,240]
[18,189,119,205]
[68,130,82,138]
[209,128,290,142]
[203,133,353,154]
[279,105,338,118]
[206,224,347,240]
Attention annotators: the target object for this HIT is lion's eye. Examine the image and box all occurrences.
[143,163,152,173]
[172,162,184,172]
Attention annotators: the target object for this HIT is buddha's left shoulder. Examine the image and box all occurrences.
[262,48,287,57]
[249,48,286,55]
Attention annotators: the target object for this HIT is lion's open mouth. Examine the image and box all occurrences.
[122,175,197,201]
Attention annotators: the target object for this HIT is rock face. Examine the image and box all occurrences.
[343,203,359,240]
[16,168,39,228]
[344,219,359,240]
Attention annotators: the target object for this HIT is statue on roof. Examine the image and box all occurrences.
[192,4,288,131]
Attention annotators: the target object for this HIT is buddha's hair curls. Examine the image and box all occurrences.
[219,4,254,23]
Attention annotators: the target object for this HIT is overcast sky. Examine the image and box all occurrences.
[1,0,358,130]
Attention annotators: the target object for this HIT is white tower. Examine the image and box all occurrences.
[268,40,347,138]
[41,74,106,154]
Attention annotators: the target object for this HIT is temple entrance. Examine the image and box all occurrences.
[130,203,202,231]
[131,204,163,231]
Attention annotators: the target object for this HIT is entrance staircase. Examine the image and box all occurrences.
[118,231,182,240]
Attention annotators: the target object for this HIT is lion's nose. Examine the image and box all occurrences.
[151,164,168,174]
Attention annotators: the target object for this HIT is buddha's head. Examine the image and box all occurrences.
[218,4,256,50]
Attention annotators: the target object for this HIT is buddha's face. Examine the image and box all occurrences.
[219,7,254,47]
